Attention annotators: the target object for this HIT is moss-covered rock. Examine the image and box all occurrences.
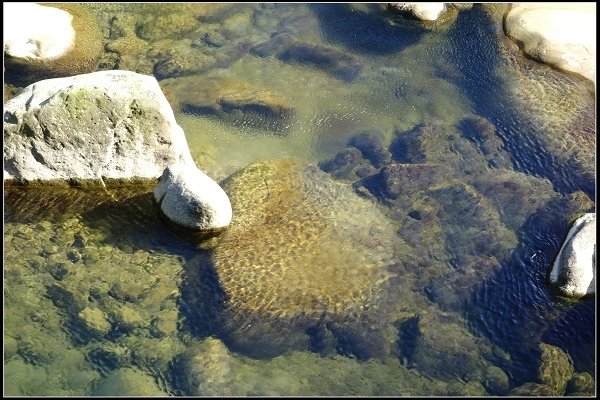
[186,159,407,358]
[77,307,112,338]
[566,372,595,395]
[538,343,574,395]
[509,382,559,396]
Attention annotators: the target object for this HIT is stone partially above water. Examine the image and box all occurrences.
[154,163,232,232]
[3,3,103,85]
[549,213,596,298]
[388,3,448,21]
[3,3,75,60]
[505,3,596,84]
[4,70,195,183]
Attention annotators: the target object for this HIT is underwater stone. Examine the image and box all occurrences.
[154,163,232,232]
[348,131,392,168]
[505,3,596,84]
[77,307,112,338]
[161,75,295,133]
[251,32,295,57]
[471,169,558,231]
[4,70,195,183]
[509,382,559,396]
[549,213,595,298]
[174,338,236,396]
[92,367,166,396]
[319,148,375,181]
[538,343,575,395]
[4,335,18,361]
[194,159,404,358]
[136,13,199,41]
[567,372,595,395]
[483,365,510,395]
[278,42,363,82]
[379,163,444,200]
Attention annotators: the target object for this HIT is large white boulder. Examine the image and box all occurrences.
[389,3,448,21]
[154,163,233,232]
[549,213,595,298]
[4,70,195,182]
[505,3,596,84]
[3,3,76,60]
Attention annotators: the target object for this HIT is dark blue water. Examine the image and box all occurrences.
[440,6,595,200]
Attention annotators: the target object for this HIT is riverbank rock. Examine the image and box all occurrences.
[4,3,75,60]
[154,163,232,232]
[504,3,596,84]
[4,70,195,184]
[389,3,448,21]
[3,3,103,86]
[549,213,596,298]
[186,159,407,358]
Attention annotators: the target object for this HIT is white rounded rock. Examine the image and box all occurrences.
[550,213,596,298]
[3,3,76,60]
[390,3,448,21]
[154,164,232,232]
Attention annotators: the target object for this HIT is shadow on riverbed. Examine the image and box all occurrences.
[309,3,428,55]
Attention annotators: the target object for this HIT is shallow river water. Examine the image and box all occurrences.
[4,3,596,396]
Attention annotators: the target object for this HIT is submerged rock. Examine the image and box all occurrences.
[161,75,295,133]
[189,159,406,358]
[173,338,236,396]
[549,213,595,298]
[278,42,363,82]
[92,367,166,396]
[4,70,195,183]
[348,130,392,168]
[538,343,574,395]
[154,163,232,232]
[505,3,596,84]
[566,372,595,395]
[509,382,559,396]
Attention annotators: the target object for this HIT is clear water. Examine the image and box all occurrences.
[4,3,596,396]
